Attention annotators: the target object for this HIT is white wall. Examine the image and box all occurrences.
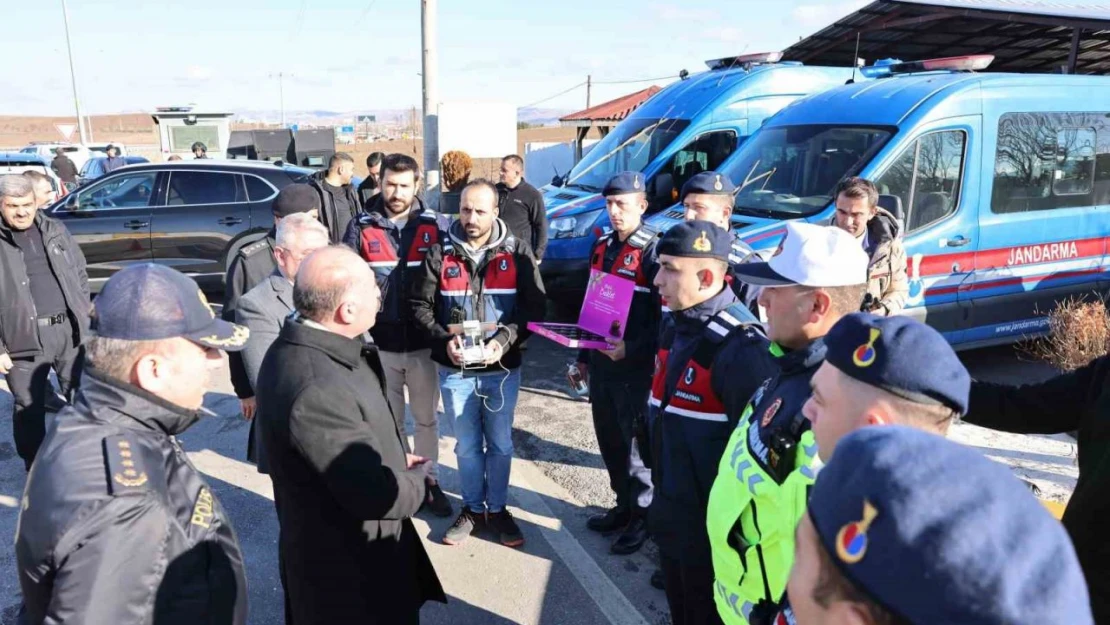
[523,140,599,186]
[438,101,516,159]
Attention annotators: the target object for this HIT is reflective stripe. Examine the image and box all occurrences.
[633,285,651,293]
[707,321,730,337]
[649,396,662,407]
[440,289,471,297]
[717,311,742,328]
[406,261,422,267]
[664,404,727,422]
[484,288,518,295]
[368,261,396,268]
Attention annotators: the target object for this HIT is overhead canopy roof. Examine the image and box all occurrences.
[560,86,662,128]
[783,0,1110,74]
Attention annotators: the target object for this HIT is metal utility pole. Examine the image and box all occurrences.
[60,0,88,145]
[421,0,440,208]
[586,74,592,109]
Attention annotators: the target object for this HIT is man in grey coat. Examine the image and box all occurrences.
[236,213,330,470]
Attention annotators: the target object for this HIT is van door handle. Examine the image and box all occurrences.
[123,220,149,230]
[946,236,970,247]
[218,217,243,226]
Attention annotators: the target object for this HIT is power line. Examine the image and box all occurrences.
[288,0,308,45]
[353,0,379,28]
[592,74,680,85]
[520,81,587,108]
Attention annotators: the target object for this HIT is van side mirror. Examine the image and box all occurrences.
[63,182,77,193]
[551,175,564,187]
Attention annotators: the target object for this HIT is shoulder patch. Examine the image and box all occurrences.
[104,435,151,495]
[239,239,270,258]
[357,212,376,225]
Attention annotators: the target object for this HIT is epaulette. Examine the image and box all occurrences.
[238,239,270,258]
[418,209,439,222]
[502,234,518,253]
[729,236,757,266]
[628,226,658,250]
[704,302,763,344]
[103,434,151,496]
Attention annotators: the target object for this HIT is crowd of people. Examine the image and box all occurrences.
[0,148,1105,624]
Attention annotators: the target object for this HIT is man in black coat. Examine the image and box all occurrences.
[497,154,547,261]
[0,174,90,470]
[50,148,78,184]
[256,245,445,624]
[309,152,361,243]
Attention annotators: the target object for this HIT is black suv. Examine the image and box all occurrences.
[49,160,314,293]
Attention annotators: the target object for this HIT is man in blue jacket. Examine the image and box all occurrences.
[345,153,454,517]
[649,220,779,625]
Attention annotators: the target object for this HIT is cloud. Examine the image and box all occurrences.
[790,0,870,28]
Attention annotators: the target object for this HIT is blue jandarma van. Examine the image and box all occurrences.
[541,53,858,296]
[648,55,1110,348]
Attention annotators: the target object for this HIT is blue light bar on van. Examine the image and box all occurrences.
[705,52,784,71]
[860,55,995,78]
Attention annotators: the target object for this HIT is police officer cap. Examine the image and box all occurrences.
[602,171,645,197]
[824,313,970,415]
[656,220,731,262]
[809,426,1093,624]
[272,183,320,218]
[90,263,249,352]
[680,171,735,201]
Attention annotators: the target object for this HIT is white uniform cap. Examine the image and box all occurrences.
[733,221,868,287]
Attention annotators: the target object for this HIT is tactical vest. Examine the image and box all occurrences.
[355,211,442,280]
[590,225,656,293]
[707,357,820,625]
[649,303,761,424]
[437,237,519,339]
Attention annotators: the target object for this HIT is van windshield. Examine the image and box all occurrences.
[722,125,894,218]
[563,118,691,192]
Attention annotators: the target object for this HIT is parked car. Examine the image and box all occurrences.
[0,153,67,199]
[77,155,150,186]
[48,160,314,293]
[648,54,1110,349]
[20,143,91,171]
[539,53,859,298]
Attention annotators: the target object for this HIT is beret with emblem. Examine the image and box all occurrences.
[825,312,969,415]
[602,171,645,197]
[656,220,731,262]
[90,263,249,351]
[680,170,736,200]
[809,426,1092,624]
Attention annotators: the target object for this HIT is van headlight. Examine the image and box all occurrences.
[550,209,602,239]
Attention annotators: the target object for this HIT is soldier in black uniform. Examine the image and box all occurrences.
[576,172,659,555]
[223,183,319,423]
[15,263,250,624]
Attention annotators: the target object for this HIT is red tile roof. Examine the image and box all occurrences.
[560,86,662,123]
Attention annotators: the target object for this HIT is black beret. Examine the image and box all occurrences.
[602,171,645,196]
[656,220,731,262]
[825,313,970,415]
[680,171,735,201]
[272,183,320,218]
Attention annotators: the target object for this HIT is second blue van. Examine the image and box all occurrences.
[648,55,1110,348]
[541,54,858,298]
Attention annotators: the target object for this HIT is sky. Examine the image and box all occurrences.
[2,0,869,118]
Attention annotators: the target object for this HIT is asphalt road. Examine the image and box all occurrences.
[0,336,1075,625]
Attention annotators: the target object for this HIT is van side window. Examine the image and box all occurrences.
[875,130,966,233]
[991,112,1110,213]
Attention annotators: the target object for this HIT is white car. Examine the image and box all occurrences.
[0,153,69,201]
[19,143,91,171]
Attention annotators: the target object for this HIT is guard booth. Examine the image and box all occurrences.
[227,129,295,162]
[151,107,234,160]
[293,128,336,168]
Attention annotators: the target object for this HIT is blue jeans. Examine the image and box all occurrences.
[438,367,521,513]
